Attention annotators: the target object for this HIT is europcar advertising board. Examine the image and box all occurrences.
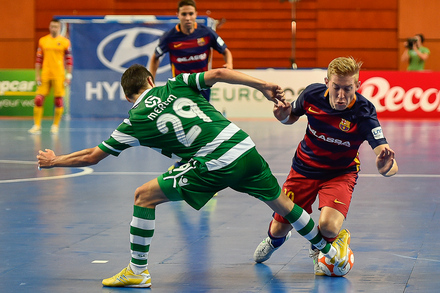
[0,70,54,117]
[210,69,327,119]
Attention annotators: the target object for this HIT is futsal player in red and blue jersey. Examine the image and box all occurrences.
[253,57,398,276]
[150,0,233,102]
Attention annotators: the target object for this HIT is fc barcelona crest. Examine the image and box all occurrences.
[339,119,351,132]
[197,37,206,46]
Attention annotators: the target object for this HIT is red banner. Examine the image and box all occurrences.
[358,71,440,120]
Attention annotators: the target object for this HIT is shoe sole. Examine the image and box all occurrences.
[125,283,152,288]
[102,283,151,288]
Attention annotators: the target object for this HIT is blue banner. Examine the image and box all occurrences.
[66,17,209,118]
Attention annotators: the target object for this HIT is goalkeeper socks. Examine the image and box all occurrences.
[283,204,336,258]
[53,106,64,127]
[33,106,44,127]
[129,205,155,274]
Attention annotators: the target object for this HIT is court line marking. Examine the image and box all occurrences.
[391,253,440,263]
[91,260,109,264]
[0,160,93,184]
[91,172,440,178]
[359,174,440,178]
[92,171,162,176]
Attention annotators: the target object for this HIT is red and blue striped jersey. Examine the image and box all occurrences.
[154,23,228,77]
[290,83,387,179]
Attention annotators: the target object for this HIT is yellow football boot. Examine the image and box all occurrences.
[102,265,151,288]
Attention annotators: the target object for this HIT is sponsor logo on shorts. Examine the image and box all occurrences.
[334,199,346,205]
[178,177,189,187]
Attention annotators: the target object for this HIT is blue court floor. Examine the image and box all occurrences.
[0,117,439,293]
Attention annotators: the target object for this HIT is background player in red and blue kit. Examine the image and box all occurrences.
[253,56,398,276]
[149,0,233,102]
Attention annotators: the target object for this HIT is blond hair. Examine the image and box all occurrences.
[327,57,363,82]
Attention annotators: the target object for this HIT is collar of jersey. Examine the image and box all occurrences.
[132,88,151,108]
[324,88,357,109]
[176,22,198,32]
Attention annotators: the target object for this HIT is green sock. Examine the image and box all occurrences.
[283,204,334,256]
[130,205,155,272]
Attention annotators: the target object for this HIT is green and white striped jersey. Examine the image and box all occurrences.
[98,72,255,171]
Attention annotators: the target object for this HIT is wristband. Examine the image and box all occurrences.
[383,158,396,177]
[65,73,73,80]
[280,115,290,124]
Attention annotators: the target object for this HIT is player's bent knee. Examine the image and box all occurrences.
[54,97,63,107]
[134,185,151,206]
[134,180,168,208]
[318,221,340,239]
[35,95,44,107]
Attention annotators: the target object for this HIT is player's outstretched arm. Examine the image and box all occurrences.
[149,52,160,79]
[203,68,284,104]
[37,146,109,169]
[374,144,398,177]
[221,48,233,70]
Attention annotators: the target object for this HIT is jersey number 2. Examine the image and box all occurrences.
[156,98,212,147]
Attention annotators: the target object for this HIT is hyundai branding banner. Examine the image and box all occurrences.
[66,16,210,118]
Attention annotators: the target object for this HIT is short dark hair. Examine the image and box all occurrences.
[50,18,60,24]
[178,0,196,11]
[121,64,153,98]
[416,33,425,43]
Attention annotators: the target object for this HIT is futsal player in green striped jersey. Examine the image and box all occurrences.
[37,65,349,288]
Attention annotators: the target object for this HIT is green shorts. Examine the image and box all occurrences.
[157,148,281,210]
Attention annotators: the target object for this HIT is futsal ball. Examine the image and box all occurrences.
[317,247,354,277]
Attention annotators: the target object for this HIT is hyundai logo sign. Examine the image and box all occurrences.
[97,27,170,74]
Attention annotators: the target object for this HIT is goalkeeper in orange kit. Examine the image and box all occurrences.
[29,18,73,134]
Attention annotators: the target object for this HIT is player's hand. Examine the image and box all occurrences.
[222,63,233,70]
[262,83,286,103]
[376,146,395,175]
[64,73,72,86]
[37,149,56,169]
[273,98,291,122]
